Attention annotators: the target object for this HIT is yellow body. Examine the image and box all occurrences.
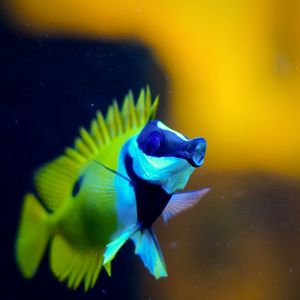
[15,88,158,290]
[53,130,136,248]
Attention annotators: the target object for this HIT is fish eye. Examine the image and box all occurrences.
[145,131,163,155]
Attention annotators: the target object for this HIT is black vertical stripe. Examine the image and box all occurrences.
[125,154,172,228]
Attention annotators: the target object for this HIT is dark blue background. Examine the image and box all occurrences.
[0,18,167,300]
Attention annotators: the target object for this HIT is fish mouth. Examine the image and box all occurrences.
[168,137,206,167]
[183,137,206,168]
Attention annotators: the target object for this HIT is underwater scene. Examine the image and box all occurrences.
[1,1,300,299]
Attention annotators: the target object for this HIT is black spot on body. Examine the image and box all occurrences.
[125,154,172,228]
[72,175,83,197]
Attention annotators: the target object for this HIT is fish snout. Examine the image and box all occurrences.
[185,137,206,167]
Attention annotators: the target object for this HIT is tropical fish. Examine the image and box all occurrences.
[15,87,209,291]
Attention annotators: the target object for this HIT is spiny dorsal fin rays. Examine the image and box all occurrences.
[145,86,151,117]
[96,110,110,145]
[65,147,87,164]
[137,88,146,125]
[127,91,138,129]
[79,127,98,154]
[74,137,93,158]
[36,88,158,213]
[149,96,159,121]
[64,87,159,165]
[121,95,130,131]
[113,100,123,135]
[90,119,104,147]
[106,101,123,138]
[106,106,116,139]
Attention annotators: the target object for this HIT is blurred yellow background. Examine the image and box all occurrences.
[3,0,300,178]
[3,1,300,299]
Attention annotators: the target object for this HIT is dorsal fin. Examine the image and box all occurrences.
[65,86,158,164]
[34,87,159,212]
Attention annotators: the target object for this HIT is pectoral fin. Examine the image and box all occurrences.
[80,160,134,212]
[162,188,210,223]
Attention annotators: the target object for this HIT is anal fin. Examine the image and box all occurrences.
[50,234,105,291]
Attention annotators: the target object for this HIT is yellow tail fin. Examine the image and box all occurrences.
[16,193,51,278]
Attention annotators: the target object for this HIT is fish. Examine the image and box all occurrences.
[15,87,209,291]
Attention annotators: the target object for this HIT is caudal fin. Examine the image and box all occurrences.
[16,193,51,278]
[132,229,167,279]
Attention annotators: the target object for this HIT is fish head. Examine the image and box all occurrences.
[128,120,206,194]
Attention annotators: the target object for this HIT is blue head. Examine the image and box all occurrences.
[127,121,206,194]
